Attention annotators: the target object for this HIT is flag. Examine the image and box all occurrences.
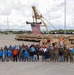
[31,23,41,34]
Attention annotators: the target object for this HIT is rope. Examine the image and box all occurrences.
[36,7,58,30]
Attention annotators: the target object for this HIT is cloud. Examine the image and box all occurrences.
[0,0,74,30]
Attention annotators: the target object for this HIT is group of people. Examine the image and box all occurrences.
[0,43,74,63]
[0,44,39,62]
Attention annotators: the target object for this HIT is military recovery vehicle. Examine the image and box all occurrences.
[15,6,74,48]
[15,6,50,42]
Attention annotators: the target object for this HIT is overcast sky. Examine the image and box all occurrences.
[0,0,74,30]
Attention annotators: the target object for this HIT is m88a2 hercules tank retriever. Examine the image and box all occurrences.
[15,6,74,48]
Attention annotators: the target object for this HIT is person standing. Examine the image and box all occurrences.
[13,48,18,62]
[8,49,13,61]
[36,48,39,61]
[33,50,38,62]
[69,46,73,62]
[41,50,45,62]
[50,47,54,62]
[72,46,74,62]
[0,47,3,62]
[29,50,33,62]
[3,46,8,62]
[24,50,29,62]
[19,49,24,62]
[63,48,69,62]
[54,46,59,62]
[59,46,64,62]
[45,50,50,62]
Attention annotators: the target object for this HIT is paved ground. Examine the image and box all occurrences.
[0,34,38,47]
[0,62,74,75]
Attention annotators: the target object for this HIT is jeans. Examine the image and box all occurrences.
[59,55,63,62]
[42,56,45,61]
[30,56,33,61]
[4,56,8,62]
[24,57,28,61]
[33,55,37,62]
[19,56,24,62]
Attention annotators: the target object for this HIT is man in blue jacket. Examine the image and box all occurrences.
[8,49,13,61]
[24,50,29,62]
[0,47,3,61]
[4,49,8,62]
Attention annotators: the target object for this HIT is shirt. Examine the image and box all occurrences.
[0,50,3,56]
[24,51,29,57]
[8,50,12,57]
[4,50,8,56]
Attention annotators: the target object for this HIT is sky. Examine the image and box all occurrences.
[0,0,74,31]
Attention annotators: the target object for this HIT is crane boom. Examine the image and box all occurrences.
[32,6,49,34]
[26,6,50,34]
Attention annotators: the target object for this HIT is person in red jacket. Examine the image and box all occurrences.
[13,48,18,62]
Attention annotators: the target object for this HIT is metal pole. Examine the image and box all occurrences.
[7,17,9,31]
[64,0,66,35]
